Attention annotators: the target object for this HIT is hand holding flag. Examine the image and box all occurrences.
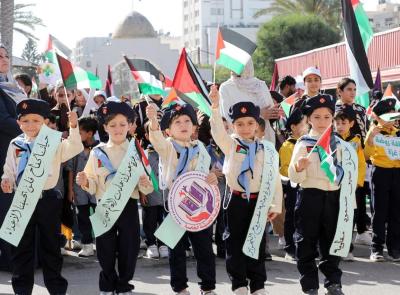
[209,85,220,108]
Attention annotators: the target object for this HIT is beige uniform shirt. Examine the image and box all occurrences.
[2,126,83,190]
[149,129,201,189]
[210,108,283,214]
[82,140,153,199]
[288,130,342,191]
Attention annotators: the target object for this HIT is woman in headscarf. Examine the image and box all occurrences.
[219,59,280,144]
[0,44,24,271]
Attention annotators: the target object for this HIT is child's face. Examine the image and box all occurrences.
[334,118,354,136]
[167,114,195,142]
[75,92,86,107]
[308,107,333,134]
[232,117,259,140]
[104,114,131,143]
[304,74,321,95]
[335,118,354,135]
[255,125,265,139]
[56,88,73,105]
[94,95,106,107]
[291,117,308,138]
[128,121,137,136]
[18,114,48,138]
[79,128,93,143]
[338,83,356,104]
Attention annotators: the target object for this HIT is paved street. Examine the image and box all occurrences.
[0,237,399,295]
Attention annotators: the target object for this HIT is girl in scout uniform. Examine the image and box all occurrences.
[76,101,153,295]
[146,102,218,295]
[1,99,83,295]
[209,85,283,295]
[334,104,367,261]
[279,108,307,260]
[364,98,400,262]
[289,94,353,295]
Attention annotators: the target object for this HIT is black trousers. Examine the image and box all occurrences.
[169,227,216,292]
[283,183,298,255]
[11,190,68,295]
[142,205,165,247]
[225,194,267,293]
[96,198,140,293]
[294,188,342,292]
[355,186,368,234]
[370,167,400,254]
[76,203,96,244]
[214,196,226,256]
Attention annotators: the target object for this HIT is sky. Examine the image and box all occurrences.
[12,0,388,57]
[13,0,182,56]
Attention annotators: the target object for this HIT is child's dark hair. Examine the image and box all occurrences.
[334,110,355,123]
[337,78,356,92]
[279,75,296,91]
[258,117,266,131]
[79,116,98,134]
[48,113,57,124]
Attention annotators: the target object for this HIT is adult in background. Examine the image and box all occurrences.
[219,59,279,144]
[279,75,296,98]
[14,73,33,97]
[0,44,24,271]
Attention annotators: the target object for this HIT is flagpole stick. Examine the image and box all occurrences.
[213,62,216,85]
[63,86,72,112]
[306,124,332,159]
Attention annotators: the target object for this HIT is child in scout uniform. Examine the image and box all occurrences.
[208,85,283,295]
[279,108,307,260]
[66,116,99,257]
[76,101,153,295]
[288,94,349,295]
[146,102,218,295]
[1,99,83,295]
[364,98,400,262]
[334,104,367,261]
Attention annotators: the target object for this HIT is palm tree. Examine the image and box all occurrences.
[254,0,341,30]
[14,3,45,41]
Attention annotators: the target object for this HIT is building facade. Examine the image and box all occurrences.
[182,0,272,64]
[367,1,400,32]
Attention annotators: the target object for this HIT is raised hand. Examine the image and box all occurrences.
[209,85,220,108]
[68,111,78,128]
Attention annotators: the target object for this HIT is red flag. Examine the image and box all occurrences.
[215,28,225,60]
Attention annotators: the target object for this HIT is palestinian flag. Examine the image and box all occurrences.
[44,34,71,64]
[281,93,297,117]
[135,140,159,192]
[105,65,114,97]
[341,0,374,108]
[124,57,165,96]
[313,126,344,185]
[162,88,181,108]
[56,53,102,89]
[172,48,211,116]
[215,27,257,75]
[31,77,38,97]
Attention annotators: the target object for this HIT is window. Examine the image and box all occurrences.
[195,38,200,45]
[184,28,189,34]
[184,14,189,21]
[195,24,200,31]
[86,60,91,68]
[183,1,188,8]
[195,10,200,17]
[210,8,224,15]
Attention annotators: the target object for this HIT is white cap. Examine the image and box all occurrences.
[302,67,321,80]
[93,90,106,99]
[106,96,120,102]
[295,75,305,90]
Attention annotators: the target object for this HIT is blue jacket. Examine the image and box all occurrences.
[0,88,22,177]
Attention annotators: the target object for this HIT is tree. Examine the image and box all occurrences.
[14,3,45,41]
[254,0,341,33]
[253,13,340,83]
[21,38,42,64]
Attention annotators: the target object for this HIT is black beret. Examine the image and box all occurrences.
[97,101,135,125]
[285,108,304,130]
[17,99,50,119]
[160,103,198,131]
[372,98,397,116]
[335,104,356,121]
[301,94,335,116]
[228,101,260,123]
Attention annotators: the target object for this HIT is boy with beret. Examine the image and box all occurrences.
[146,102,218,295]
[1,99,83,295]
[209,85,283,295]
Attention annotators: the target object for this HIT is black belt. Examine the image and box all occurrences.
[231,190,258,199]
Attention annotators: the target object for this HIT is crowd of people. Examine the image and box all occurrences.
[0,41,400,295]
